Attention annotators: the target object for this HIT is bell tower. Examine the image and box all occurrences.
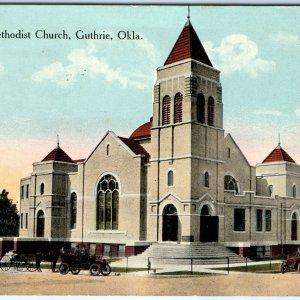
[148,19,225,243]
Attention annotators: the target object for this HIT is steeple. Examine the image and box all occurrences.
[41,143,74,163]
[262,144,295,164]
[164,20,213,67]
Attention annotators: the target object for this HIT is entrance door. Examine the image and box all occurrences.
[200,205,218,242]
[36,210,45,237]
[162,204,178,241]
[292,212,297,240]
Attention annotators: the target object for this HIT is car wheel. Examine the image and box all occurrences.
[101,264,111,276]
[59,263,69,275]
[89,263,100,276]
[281,263,288,274]
[71,268,80,275]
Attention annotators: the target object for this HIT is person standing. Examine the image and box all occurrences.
[49,248,60,272]
[35,251,44,272]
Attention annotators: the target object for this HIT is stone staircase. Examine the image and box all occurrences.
[128,242,248,266]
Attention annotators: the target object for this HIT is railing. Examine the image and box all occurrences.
[147,256,231,275]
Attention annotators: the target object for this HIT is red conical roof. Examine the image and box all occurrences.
[164,20,212,67]
[41,144,74,163]
[262,144,295,164]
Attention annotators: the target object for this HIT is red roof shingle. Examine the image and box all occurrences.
[118,136,150,161]
[262,144,295,163]
[164,20,212,67]
[130,121,151,140]
[41,145,74,164]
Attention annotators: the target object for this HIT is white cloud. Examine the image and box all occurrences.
[255,109,284,116]
[32,43,147,89]
[271,32,300,45]
[203,34,275,77]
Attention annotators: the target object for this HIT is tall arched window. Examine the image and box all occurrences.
[207,96,215,126]
[168,170,174,186]
[204,171,209,188]
[292,212,298,240]
[36,210,45,237]
[96,174,119,230]
[174,92,183,123]
[106,144,110,156]
[293,185,297,198]
[162,95,171,125]
[70,192,77,229]
[197,93,205,123]
[40,183,44,195]
[224,175,238,193]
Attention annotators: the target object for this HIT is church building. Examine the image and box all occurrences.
[17,19,300,258]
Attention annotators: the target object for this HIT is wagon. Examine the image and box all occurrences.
[59,253,111,276]
[281,253,300,273]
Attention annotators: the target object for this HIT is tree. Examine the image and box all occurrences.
[0,189,19,236]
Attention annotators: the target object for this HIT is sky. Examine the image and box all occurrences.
[1,5,300,202]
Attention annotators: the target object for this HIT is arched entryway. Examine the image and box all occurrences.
[292,212,298,241]
[200,204,218,242]
[36,210,45,237]
[162,204,178,242]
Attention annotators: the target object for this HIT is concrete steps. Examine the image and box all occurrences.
[128,242,247,266]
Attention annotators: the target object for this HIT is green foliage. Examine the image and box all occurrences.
[0,189,19,236]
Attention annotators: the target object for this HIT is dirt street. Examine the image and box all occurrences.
[1,271,300,296]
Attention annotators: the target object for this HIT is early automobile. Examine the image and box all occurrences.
[281,253,300,273]
[59,252,111,276]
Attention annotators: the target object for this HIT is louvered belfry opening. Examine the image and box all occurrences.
[174,92,183,123]
[162,95,171,125]
[197,93,205,123]
[208,96,215,126]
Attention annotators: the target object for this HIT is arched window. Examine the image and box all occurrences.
[197,93,205,123]
[204,171,209,188]
[162,95,171,125]
[36,210,45,237]
[70,192,77,229]
[40,183,44,195]
[293,185,297,198]
[106,144,110,156]
[292,212,298,240]
[207,96,215,126]
[224,175,238,193]
[96,174,119,230]
[168,170,174,186]
[200,205,210,216]
[174,92,183,123]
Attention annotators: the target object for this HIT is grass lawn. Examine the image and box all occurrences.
[111,267,148,273]
[214,263,281,273]
[152,271,219,276]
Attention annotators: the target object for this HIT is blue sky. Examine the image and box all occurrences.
[1,5,300,201]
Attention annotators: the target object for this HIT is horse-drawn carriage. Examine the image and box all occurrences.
[0,251,36,272]
[59,252,111,276]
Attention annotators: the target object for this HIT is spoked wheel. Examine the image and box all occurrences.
[27,261,37,272]
[16,261,27,272]
[59,263,69,275]
[71,268,80,275]
[101,264,111,276]
[89,263,101,276]
[0,261,11,271]
[281,263,288,274]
